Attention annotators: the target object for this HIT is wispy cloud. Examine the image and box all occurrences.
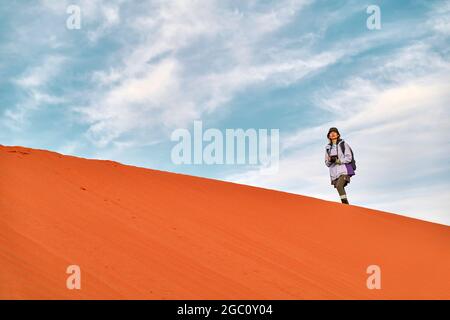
[3,56,66,129]
[427,0,450,35]
[76,0,330,147]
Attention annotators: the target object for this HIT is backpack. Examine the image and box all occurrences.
[328,140,357,172]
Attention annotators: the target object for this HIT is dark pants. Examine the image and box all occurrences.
[332,175,350,204]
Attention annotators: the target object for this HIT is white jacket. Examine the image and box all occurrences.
[325,140,353,182]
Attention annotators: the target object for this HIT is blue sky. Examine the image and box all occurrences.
[1,0,449,225]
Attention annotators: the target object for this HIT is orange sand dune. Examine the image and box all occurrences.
[0,145,449,299]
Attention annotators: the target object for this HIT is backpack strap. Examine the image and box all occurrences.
[339,140,346,156]
[339,140,356,171]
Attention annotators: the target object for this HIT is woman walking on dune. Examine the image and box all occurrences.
[325,127,356,204]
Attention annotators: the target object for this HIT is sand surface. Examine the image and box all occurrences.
[1,145,449,299]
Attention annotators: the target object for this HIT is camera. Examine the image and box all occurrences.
[329,155,338,163]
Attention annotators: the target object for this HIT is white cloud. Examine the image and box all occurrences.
[40,0,123,42]
[14,56,65,89]
[77,0,339,147]
[4,56,66,129]
[428,0,450,35]
[87,2,122,42]
[79,58,183,146]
